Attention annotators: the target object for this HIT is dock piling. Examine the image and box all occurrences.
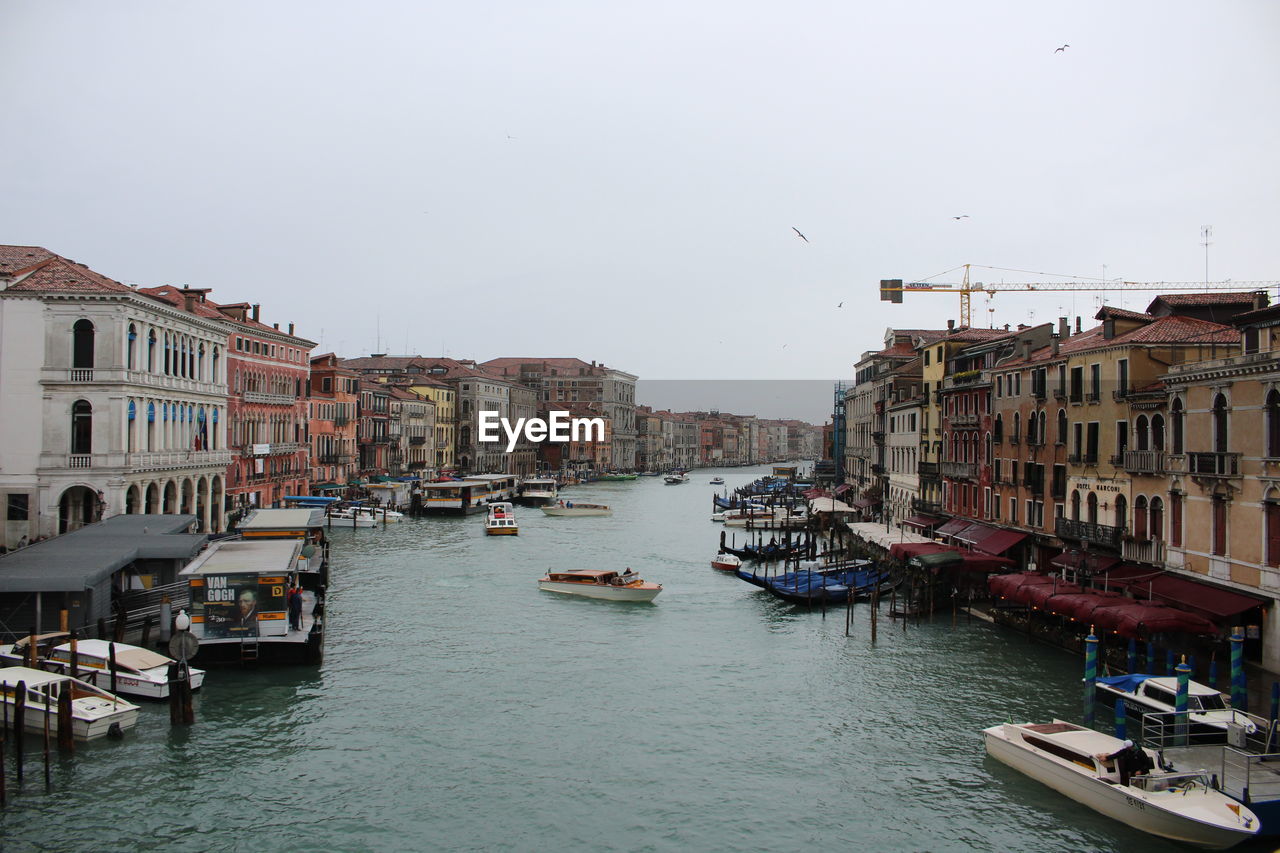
[1174,656,1191,747]
[1083,628,1098,728]
[1231,627,1247,712]
[13,681,25,783]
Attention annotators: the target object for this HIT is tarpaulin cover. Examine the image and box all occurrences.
[888,542,957,560]
[833,484,852,495]
[988,572,1057,598]
[936,518,972,537]
[974,529,1029,556]
[901,515,943,530]
[851,498,879,510]
[1050,551,1121,572]
[1097,674,1155,693]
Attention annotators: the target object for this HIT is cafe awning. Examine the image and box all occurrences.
[935,518,971,538]
[1114,572,1267,620]
[1050,551,1120,573]
[973,528,1029,556]
[901,515,943,530]
[952,522,993,545]
[851,497,879,510]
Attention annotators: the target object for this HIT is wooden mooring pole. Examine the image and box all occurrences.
[14,681,25,784]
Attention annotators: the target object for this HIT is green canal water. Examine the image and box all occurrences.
[0,466,1254,851]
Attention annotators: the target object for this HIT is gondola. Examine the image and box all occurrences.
[760,567,891,606]
[720,542,807,561]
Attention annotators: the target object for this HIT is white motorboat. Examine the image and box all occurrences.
[664,474,689,484]
[0,666,140,740]
[516,478,559,506]
[330,504,404,524]
[538,570,662,602]
[484,501,519,535]
[983,720,1258,849]
[709,477,725,485]
[541,500,612,517]
[710,511,727,522]
[711,553,741,572]
[3,636,205,700]
[1096,674,1257,739]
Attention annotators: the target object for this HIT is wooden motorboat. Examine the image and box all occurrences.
[484,501,519,535]
[3,635,205,700]
[663,474,689,484]
[983,720,1258,849]
[540,500,612,517]
[711,553,742,572]
[0,666,140,740]
[537,570,662,602]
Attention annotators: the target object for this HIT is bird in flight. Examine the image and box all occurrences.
[1055,44,1069,52]
[952,215,969,220]
[837,302,844,308]
[792,227,809,243]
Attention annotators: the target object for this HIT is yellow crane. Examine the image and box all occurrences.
[879,264,1278,329]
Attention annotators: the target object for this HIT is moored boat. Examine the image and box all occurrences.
[0,666,140,740]
[537,569,662,602]
[484,501,519,535]
[1095,674,1257,740]
[983,720,1258,849]
[515,478,559,506]
[2,635,206,699]
[711,552,742,572]
[541,500,612,517]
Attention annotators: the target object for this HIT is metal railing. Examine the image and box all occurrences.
[940,461,977,479]
[1187,451,1242,477]
[1056,517,1124,548]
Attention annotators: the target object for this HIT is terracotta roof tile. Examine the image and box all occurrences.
[1114,314,1238,345]
[1095,305,1152,322]
[1146,292,1261,311]
[0,245,57,274]
[4,256,134,295]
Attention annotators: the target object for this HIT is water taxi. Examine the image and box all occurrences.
[711,553,742,572]
[537,569,662,602]
[664,473,689,484]
[1095,674,1257,740]
[983,719,1258,849]
[484,502,519,535]
[0,666,140,740]
[541,500,612,517]
[516,478,559,506]
[3,635,205,700]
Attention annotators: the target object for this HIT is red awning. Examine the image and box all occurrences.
[1041,591,1131,622]
[1113,572,1266,620]
[901,515,943,530]
[1023,582,1084,609]
[954,553,1017,573]
[1049,551,1121,573]
[974,529,1029,556]
[936,518,972,537]
[988,572,1057,599]
[952,522,994,545]
[1093,602,1220,639]
[888,542,957,560]
[833,484,852,495]
[851,497,879,510]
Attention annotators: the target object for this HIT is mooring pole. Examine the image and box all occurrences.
[1083,628,1098,728]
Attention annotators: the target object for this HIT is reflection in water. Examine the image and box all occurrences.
[0,467,1195,852]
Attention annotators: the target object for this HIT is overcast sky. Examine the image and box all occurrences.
[3,2,1277,403]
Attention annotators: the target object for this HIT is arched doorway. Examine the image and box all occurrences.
[58,485,97,534]
[163,480,178,514]
[146,482,159,514]
[125,484,140,514]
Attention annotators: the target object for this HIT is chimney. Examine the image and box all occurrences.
[288,322,295,335]
[252,304,260,322]
[1075,316,1082,334]
[946,319,955,333]
[181,289,198,313]
[1059,317,1069,338]
[1050,335,1060,356]
[1254,290,1269,311]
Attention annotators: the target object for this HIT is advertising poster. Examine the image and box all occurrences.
[200,573,263,639]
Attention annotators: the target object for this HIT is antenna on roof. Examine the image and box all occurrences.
[1201,225,1213,284]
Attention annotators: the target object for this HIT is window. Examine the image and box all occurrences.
[1071,489,1081,521]
[1070,366,1084,402]
[1117,359,1129,396]
[72,319,94,369]
[1212,495,1228,556]
[1171,491,1183,547]
[127,324,137,370]
[1151,414,1165,452]
[995,376,1002,397]
[1171,398,1184,455]
[1089,364,1101,400]
[71,400,92,454]
[1132,495,1145,539]
[148,330,157,371]
[1245,327,1260,354]
[1267,390,1280,457]
[994,414,1003,442]
[1267,499,1280,568]
[1086,422,1099,463]
[1087,491,1098,525]
[1009,496,1018,524]
[1057,409,1067,444]
[1150,497,1164,542]
[6,494,29,521]
[924,350,930,366]
[1213,394,1229,452]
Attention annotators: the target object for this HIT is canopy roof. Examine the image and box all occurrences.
[809,497,856,514]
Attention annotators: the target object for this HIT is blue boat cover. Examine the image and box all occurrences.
[1097,674,1155,693]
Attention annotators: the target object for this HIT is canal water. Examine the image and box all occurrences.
[0,466,1247,851]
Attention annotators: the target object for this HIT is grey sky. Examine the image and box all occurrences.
[3,2,1277,391]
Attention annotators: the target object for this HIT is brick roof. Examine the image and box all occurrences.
[945,327,1016,343]
[1147,292,1261,309]
[139,285,312,342]
[0,245,57,275]
[1095,305,1152,322]
[999,315,1237,368]
[3,255,134,295]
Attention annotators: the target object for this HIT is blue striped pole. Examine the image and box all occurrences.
[1084,628,1099,727]
[1175,656,1191,747]
[1231,628,1247,713]
[1114,697,1127,742]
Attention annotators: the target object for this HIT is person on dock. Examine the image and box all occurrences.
[287,586,304,631]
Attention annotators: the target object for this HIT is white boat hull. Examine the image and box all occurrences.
[540,507,612,517]
[984,728,1255,850]
[538,581,661,602]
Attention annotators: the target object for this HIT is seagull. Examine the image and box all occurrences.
[792,227,809,243]
[1055,44,1069,52]
[952,215,969,220]
[837,302,844,308]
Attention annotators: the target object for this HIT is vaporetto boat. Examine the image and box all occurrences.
[983,719,1258,849]
[484,502,519,535]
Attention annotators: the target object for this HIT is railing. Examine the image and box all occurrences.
[1122,538,1166,565]
[950,414,979,427]
[1055,517,1123,548]
[911,499,943,514]
[871,431,885,443]
[940,461,977,480]
[1032,386,1046,401]
[242,391,297,406]
[318,454,353,464]
[69,368,94,382]
[1123,449,1167,475]
[918,462,939,478]
[409,436,427,445]
[1137,710,1270,754]
[129,449,234,471]
[1067,453,1082,464]
[1054,385,1068,400]
[69,454,91,468]
[1085,391,1100,402]
[333,415,350,427]
[1187,451,1241,477]
[437,440,449,449]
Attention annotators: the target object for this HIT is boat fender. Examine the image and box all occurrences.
[107,722,124,739]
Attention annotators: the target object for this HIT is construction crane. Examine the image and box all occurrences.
[879,264,1279,329]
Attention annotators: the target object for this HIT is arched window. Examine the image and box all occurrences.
[127,324,137,370]
[71,400,92,454]
[212,346,220,382]
[147,330,157,372]
[1087,491,1098,525]
[1133,495,1148,539]
[72,319,94,369]
[1152,414,1165,452]
[1012,413,1021,442]
[1057,409,1068,444]
[1213,393,1229,453]
[164,333,172,375]
[994,414,1003,442]
[198,344,205,381]
[1267,390,1280,458]
[1026,412,1036,443]
[1071,489,1081,521]
[1037,411,1047,445]
[1150,496,1164,542]
[1136,415,1150,451]
[1171,398,1184,455]
[1266,491,1280,568]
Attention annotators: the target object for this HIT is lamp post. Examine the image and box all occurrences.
[169,609,197,725]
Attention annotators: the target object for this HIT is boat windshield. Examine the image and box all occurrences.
[1190,693,1228,711]
[1130,771,1211,793]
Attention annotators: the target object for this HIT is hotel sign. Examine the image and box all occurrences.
[1067,477,1125,495]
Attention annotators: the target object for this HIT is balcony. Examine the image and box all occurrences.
[242,391,296,406]
[1055,517,1124,549]
[871,431,885,444]
[437,440,449,449]
[951,414,979,427]
[918,462,939,479]
[1123,450,1167,475]
[911,499,943,514]
[1032,386,1046,401]
[1122,538,1167,566]
[318,453,353,464]
[1187,451,1241,478]
[333,415,350,427]
[1054,386,1068,401]
[1085,391,1100,403]
[242,442,306,457]
[940,461,977,480]
[409,436,427,446]
[129,449,233,471]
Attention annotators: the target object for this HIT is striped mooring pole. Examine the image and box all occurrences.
[1084,628,1099,728]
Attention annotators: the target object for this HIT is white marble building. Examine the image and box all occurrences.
[1,247,231,544]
